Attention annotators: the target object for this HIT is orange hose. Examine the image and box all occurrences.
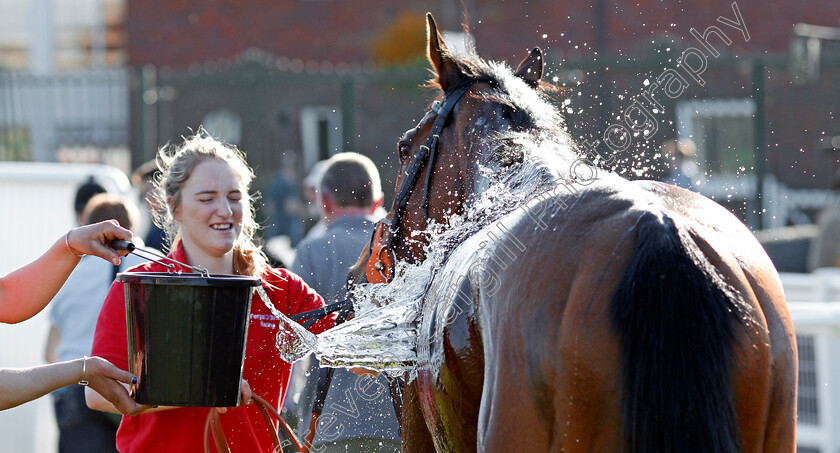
[204,393,306,453]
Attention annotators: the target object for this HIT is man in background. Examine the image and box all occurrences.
[285,152,400,453]
[130,160,166,251]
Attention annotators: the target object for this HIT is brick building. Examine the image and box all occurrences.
[126,0,839,67]
[126,0,840,229]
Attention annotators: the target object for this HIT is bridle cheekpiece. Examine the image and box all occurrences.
[365,78,491,284]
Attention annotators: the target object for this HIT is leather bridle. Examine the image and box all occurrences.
[366,78,490,284]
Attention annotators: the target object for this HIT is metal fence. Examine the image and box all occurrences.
[129,52,431,202]
[0,67,130,169]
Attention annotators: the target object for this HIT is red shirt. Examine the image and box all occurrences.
[92,244,334,453]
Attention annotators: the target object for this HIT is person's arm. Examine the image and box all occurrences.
[85,384,173,415]
[86,379,252,415]
[284,270,335,335]
[0,220,132,324]
[0,356,142,414]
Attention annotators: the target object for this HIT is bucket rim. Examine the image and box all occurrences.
[116,272,261,287]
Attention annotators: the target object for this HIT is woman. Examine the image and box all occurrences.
[86,133,334,452]
[0,220,142,415]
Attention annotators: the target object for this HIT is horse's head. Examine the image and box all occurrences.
[351,13,567,285]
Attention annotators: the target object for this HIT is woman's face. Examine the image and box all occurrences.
[173,159,245,257]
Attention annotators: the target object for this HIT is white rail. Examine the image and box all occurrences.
[781,271,840,453]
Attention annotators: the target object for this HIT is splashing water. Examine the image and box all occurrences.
[311,295,421,374]
[257,280,425,376]
[257,130,582,381]
[256,286,318,363]
[259,61,587,377]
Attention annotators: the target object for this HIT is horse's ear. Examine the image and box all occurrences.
[426,12,461,91]
[514,47,544,87]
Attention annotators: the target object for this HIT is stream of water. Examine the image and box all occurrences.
[259,132,580,379]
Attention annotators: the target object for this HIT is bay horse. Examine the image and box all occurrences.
[350,13,797,453]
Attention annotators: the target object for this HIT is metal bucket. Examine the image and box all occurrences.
[117,272,261,407]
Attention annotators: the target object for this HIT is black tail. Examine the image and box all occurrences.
[610,212,743,453]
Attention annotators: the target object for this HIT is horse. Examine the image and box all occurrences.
[349,13,797,453]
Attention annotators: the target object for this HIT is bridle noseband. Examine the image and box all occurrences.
[366,78,490,284]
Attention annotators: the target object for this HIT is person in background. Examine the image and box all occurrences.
[266,151,306,245]
[46,194,147,452]
[808,168,840,271]
[131,160,166,251]
[0,220,141,415]
[264,158,327,267]
[87,131,334,452]
[286,152,400,453]
[73,176,107,224]
[660,138,698,191]
[300,159,328,242]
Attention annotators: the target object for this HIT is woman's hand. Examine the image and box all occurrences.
[66,220,133,265]
[216,379,252,414]
[84,357,146,416]
[0,220,133,324]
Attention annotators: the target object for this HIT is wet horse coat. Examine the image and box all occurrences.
[352,14,797,453]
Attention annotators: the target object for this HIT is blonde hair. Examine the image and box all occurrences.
[150,131,268,276]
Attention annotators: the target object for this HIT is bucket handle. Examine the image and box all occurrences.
[111,240,210,277]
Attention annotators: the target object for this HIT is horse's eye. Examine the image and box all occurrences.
[398,141,412,160]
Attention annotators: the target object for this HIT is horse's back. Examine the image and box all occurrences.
[471,178,796,452]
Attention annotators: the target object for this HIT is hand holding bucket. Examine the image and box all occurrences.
[112,240,261,407]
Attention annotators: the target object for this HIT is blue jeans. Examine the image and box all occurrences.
[52,385,120,453]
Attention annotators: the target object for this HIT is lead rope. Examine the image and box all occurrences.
[203,394,306,453]
[204,409,231,453]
